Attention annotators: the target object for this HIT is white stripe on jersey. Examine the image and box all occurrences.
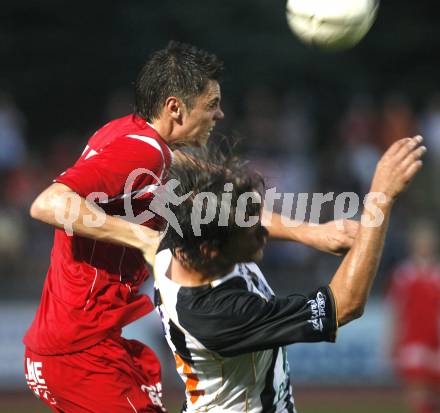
[126,134,168,181]
[126,134,163,153]
[126,396,138,412]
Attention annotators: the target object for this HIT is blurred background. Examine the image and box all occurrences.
[1,0,440,412]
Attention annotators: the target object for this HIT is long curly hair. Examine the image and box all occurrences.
[160,147,265,274]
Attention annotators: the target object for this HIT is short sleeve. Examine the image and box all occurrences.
[177,280,338,357]
[55,136,165,199]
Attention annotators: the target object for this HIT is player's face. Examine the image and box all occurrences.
[179,80,224,146]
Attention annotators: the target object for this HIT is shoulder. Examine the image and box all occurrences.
[175,276,270,330]
[90,115,170,157]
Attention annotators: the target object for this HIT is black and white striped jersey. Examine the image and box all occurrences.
[154,249,338,413]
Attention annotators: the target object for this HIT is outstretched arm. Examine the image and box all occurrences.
[329,136,425,326]
[262,212,358,255]
[174,149,359,255]
[30,183,160,266]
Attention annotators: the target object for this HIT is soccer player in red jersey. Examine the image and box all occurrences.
[23,41,358,412]
[24,41,225,413]
[387,222,440,413]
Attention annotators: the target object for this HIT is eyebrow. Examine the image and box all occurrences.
[207,96,220,106]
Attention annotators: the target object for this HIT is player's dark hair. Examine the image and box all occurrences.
[161,148,265,275]
[135,41,224,121]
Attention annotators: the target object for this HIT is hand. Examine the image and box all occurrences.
[370,135,426,202]
[304,219,359,256]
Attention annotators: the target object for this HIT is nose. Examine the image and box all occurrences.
[215,107,225,120]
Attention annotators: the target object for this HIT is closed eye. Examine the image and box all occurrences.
[207,98,220,110]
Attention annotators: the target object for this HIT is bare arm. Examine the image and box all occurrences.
[329,136,425,326]
[262,212,358,255]
[175,149,359,255]
[30,182,160,265]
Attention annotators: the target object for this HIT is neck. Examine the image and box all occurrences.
[170,256,234,287]
[150,118,177,145]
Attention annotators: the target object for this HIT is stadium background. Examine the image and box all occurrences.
[1,0,439,412]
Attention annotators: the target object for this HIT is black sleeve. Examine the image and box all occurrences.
[176,277,338,357]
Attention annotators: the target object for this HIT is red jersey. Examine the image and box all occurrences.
[24,115,172,355]
[388,260,440,349]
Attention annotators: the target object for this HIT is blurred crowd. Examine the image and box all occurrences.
[0,87,439,301]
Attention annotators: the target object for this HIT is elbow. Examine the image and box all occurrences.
[338,302,365,326]
[30,198,43,220]
[348,303,365,321]
[29,183,74,226]
[30,196,52,223]
[330,284,368,326]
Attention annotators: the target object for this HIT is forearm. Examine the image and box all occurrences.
[30,183,154,251]
[329,196,392,325]
[329,135,426,326]
[262,210,310,242]
[262,210,357,255]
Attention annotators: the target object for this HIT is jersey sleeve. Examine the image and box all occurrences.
[55,136,165,199]
[176,280,338,357]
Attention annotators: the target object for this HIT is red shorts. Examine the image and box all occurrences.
[24,336,166,413]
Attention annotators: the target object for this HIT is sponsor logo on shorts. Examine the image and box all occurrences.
[141,382,166,411]
[25,358,57,405]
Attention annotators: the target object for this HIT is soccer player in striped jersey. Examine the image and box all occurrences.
[154,136,425,413]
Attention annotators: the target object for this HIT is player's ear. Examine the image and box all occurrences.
[165,97,183,123]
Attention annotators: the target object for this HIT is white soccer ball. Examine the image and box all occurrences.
[286,0,380,51]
